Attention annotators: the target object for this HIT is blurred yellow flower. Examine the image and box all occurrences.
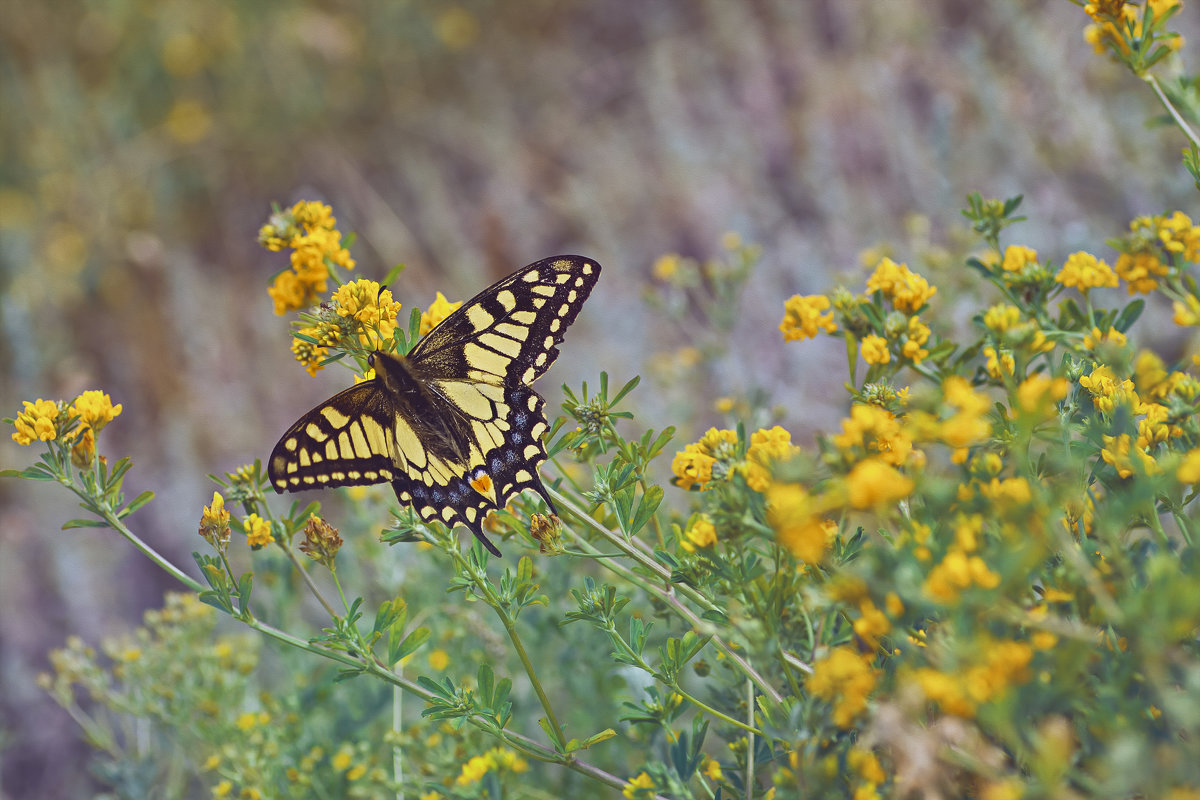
[1001,244,1038,272]
[807,647,878,728]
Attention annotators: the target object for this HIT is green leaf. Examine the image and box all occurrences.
[236,571,254,616]
[538,717,566,751]
[62,518,108,530]
[629,485,663,536]
[393,626,430,664]
[1,465,57,481]
[117,490,155,519]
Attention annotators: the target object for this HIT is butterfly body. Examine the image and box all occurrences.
[268,255,601,556]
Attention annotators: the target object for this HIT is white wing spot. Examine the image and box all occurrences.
[531,285,556,297]
[496,290,517,311]
[467,304,495,330]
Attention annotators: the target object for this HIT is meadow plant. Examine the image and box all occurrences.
[7,3,1200,798]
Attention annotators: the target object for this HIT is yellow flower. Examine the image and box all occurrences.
[1001,245,1038,272]
[852,600,891,647]
[1015,374,1069,419]
[702,757,723,781]
[262,201,355,315]
[1079,363,1137,414]
[428,649,450,671]
[212,780,233,798]
[1179,449,1200,485]
[861,334,891,365]
[11,398,61,445]
[1101,433,1157,478]
[199,492,232,552]
[71,390,123,434]
[848,747,886,784]
[924,549,1001,603]
[1055,251,1118,292]
[984,303,1022,332]
[623,771,656,799]
[419,291,462,336]
[845,458,914,509]
[807,647,878,728]
[834,404,913,467]
[901,316,931,363]
[244,514,275,548]
[681,516,717,552]
[780,294,837,341]
[867,257,938,313]
[983,346,1014,379]
[1174,294,1200,327]
[1115,250,1169,294]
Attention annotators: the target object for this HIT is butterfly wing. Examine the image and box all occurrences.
[399,256,601,546]
[267,382,401,492]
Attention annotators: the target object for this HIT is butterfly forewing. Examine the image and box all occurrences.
[409,256,601,387]
[267,255,601,557]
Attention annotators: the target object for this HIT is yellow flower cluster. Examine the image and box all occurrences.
[671,428,739,491]
[1055,251,1118,292]
[1083,0,1185,57]
[807,646,878,728]
[10,391,123,469]
[779,294,837,341]
[262,201,357,316]
[911,639,1033,717]
[332,279,403,350]
[455,747,529,786]
[866,257,938,313]
[11,398,61,445]
[833,404,914,468]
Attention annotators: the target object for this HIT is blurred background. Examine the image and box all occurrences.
[1,0,1196,795]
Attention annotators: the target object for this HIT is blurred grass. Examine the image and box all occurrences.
[0,0,1196,795]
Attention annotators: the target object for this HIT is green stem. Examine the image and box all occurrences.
[92,495,204,593]
[502,613,567,747]
[1144,73,1200,149]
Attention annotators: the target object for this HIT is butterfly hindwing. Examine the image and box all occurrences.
[268,382,399,491]
[267,255,601,557]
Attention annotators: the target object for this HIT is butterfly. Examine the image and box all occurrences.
[267,255,601,556]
